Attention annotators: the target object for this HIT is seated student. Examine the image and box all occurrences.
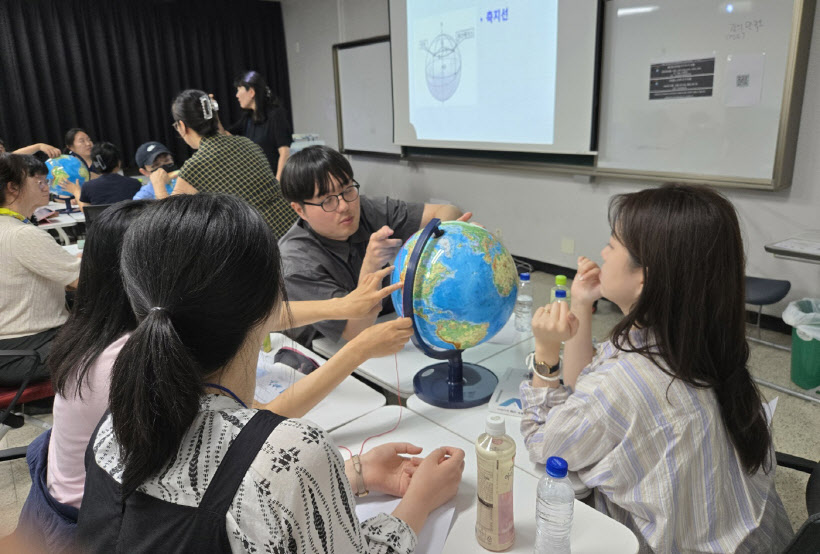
[132,141,176,200]
[63,142,141,209]
[519,184,792,552]
[16,197,411,550]
[75,194,464,553]
[63,128,98,180]
[279,145,469,345]
[0,154,80,387]
[152,89,296,240]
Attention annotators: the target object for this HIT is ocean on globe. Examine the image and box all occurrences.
[46,155,89,196]
[391,221,517,351]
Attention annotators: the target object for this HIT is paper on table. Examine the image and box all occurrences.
[355,495,456,554]
[254,351,299,404]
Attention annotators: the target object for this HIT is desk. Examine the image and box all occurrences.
[62,244,82,257]
[765,231,820,264]
[37,214,77,244]
[261,333,386,431]
[312,316,531,396]
[330,406,639,553]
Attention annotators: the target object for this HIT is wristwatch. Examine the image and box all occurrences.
[534,359,561,378]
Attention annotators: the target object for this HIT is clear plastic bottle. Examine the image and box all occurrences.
[553,288,570,308]
[514,272,533,332]
[535,456,574,554]
[549,275,571,305]
[475,414,516,551]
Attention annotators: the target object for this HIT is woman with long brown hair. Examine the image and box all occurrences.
[520,184,791,551]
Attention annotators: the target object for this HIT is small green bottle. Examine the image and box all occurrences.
[549,275,571,304]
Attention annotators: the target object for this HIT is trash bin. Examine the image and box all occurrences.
[782,299,820,389]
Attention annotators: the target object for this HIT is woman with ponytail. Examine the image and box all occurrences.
[519,184,791,551]
[152,88,296,239]
[77,194,464,553]
[226,70,292,181]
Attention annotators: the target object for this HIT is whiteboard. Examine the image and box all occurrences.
[597,0,805,185]
[333,37,403,156]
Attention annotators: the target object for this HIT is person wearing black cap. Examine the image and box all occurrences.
[133,141,178,200]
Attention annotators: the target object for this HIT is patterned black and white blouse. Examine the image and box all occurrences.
[92,395,418,553]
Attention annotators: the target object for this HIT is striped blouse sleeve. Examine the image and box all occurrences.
[519,366,621,471]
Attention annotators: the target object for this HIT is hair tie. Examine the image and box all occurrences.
[200,95,214,120]
[150,306,165,313]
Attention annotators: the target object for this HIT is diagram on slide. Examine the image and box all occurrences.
[419,24,474,102]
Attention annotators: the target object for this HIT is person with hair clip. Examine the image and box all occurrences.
[63,128,98,180]
[62,142,140,210]
[153,89,296,239]
[0,154,80,387]
[519,184,792,551]
[77,193,463,553]
[221,70,293,181]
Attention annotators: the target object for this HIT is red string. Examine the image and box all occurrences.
[338,352,403,460]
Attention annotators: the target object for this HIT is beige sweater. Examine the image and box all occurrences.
[0,216,81,339]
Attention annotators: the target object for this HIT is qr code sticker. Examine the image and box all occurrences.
[736,74,750,88]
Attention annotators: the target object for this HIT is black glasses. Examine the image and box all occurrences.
[303,182,360,212]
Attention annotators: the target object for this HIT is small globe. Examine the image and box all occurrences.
[46,155,89,196]
[425,33,461,102]
[391,221,517,351]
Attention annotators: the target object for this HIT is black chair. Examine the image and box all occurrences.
[0,350,54,463]
[778,451,820,552]
[82,203,115,226]
[745,276,791,351]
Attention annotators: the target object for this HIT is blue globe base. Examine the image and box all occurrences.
[413,360,499,409]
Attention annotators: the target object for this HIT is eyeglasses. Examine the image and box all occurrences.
[303,182,360,212]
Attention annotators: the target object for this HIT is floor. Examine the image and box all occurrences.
[0,271,817,538]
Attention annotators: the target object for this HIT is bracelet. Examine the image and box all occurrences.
[525,352,561,382]
[351,454,368,497]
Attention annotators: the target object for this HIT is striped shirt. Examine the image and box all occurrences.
[520,330,792,553]
[179,134,297,239]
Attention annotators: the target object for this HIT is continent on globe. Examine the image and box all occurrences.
[391,221,517,351]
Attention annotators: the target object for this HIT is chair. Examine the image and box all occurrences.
[745,276,791,351]
[82,203,115,226]
[778,451,820,552]
[0,350,54,462]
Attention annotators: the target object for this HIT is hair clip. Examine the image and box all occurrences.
[200,95,214,120]
[95,154,107,171]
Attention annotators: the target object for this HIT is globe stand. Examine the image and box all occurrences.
[403,218,499,409]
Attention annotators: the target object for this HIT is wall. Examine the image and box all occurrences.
[282,0,820,317]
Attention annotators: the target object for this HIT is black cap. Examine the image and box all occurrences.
[135,141,171,169]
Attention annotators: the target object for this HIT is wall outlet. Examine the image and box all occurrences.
[295,41,300,54]
[561,237,575,254]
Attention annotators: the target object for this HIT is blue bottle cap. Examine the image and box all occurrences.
[519,272,530,281]
[554,289,567,299]
[546,456,568,478]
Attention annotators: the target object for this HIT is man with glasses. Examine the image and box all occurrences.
[279,145,469,345]
[132,141,178,200]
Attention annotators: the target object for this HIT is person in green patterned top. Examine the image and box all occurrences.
[151,89,296,239]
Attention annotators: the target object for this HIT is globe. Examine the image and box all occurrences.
[46,155,89,196]
[391,221,517,352]
[425,33,462,102]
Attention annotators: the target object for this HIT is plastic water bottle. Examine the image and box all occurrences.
[475,415,516,551]
[549,275,571,304]
[514,272,533,332]
[553,288,570,308]
[535,456,574,554]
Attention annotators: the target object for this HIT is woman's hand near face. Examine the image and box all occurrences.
[571,256,602,308]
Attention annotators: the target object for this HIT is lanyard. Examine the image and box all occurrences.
[0,207,30,224]
[203,383,248,408]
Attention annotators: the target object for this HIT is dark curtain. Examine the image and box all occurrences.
[0,0,291,169]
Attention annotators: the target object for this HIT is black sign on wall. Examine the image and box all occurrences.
[649,58,715,100]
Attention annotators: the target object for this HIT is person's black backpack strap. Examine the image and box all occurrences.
[196,409,288,517]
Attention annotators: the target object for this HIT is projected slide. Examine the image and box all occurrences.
[408,1,558,145]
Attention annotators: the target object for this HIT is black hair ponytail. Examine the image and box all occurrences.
[109,193,285,498]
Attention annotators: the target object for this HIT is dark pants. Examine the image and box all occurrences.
[0,328,59,387]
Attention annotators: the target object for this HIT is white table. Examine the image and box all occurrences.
[62,244,82,257]
[37,213,77,244]
[765,230,820,264]
[261,333,386,431]
[330,406,639,553]
[312,316,531,396]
